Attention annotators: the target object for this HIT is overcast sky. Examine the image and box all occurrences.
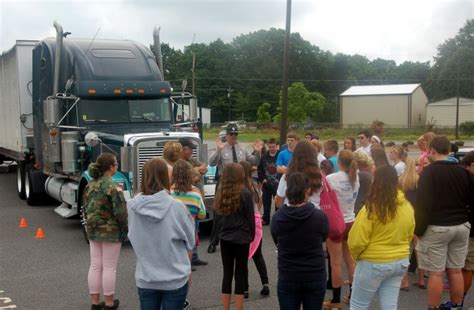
[1,0,473,64]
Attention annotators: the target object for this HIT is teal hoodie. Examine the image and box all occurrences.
[127,190,195,290]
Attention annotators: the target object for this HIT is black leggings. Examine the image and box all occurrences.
[220,240,249,295]
[246,239,269,290]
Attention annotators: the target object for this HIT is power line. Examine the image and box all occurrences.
[169,76,474,83]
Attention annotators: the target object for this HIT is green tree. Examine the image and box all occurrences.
[256,102,272,126]
[275,82,325,123]
[426,19,474,100]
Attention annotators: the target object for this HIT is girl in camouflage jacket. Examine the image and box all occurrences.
[84,153,128,310]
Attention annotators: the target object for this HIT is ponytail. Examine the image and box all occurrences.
[348,159,358,190]
[88,153,116,180]
[338,150,358,190]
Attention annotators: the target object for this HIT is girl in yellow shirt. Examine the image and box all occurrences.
[348,165,415,309]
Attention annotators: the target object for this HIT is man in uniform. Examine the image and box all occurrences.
[179,137,208,176]
[207,123,262,253]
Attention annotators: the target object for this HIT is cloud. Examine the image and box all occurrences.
[1,0,473,64]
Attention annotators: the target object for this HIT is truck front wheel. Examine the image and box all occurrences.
[16,162,26,200]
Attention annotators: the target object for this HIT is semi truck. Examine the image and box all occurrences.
[0,22,214,230]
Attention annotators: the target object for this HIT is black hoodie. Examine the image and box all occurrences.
[271,203,329,282]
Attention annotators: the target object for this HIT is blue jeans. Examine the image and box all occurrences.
[137,283,188,310]
[191,219,199,263]
[350,258,409,310]
[277,277,326,310]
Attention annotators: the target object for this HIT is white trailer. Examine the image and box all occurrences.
[0,40,37,162]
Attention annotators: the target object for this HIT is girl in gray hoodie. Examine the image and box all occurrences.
[127,158,195,310]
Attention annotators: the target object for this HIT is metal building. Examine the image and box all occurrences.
[339,84,428,128]
[426,97,474,127]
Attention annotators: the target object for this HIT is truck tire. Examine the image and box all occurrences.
[16,162,26,200]
[25,167,48,206]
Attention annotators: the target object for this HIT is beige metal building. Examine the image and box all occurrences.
[426,97,474,127]
[339,84,428,128]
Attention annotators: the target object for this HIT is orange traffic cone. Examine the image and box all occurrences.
[19,217,28,228]
[35,228,45,239]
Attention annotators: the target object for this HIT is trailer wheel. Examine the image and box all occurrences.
[25,165,49,206]
[16,162,26,200]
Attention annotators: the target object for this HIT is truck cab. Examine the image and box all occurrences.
[0,23,213,229]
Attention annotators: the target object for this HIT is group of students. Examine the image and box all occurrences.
[81,123,474,310]
[83,138,209,310]
[263,130,473,310]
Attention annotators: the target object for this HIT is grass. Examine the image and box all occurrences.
[203,127,474,143]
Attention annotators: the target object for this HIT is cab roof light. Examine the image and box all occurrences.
[114,89,121,94]
[126,89,134,94]
[138,89,145,94]
[88,89,97,94]
[159,88,167,94]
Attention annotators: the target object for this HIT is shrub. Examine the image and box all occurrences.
[460,121,474,135]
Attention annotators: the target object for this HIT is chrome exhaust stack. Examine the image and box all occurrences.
[153,26,164,80]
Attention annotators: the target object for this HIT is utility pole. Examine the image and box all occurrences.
[192,53,196,96]
[227,87,233,121]
[455,78,460,139]
[280,0,292,145]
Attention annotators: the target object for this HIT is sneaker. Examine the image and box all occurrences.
[91,302,105,310]
[183,300,190,309]
[207,245,216,253]
[244,291,249,299]
[322,300,342,309]
[439,301,452,310]
[104,299,119,310]
[192,259,208,266]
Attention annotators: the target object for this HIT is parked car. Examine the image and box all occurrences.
[454,148,474,162]
[221,120,247,131]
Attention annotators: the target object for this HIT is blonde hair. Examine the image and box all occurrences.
[163,142,183,163]
[391,145,407,162]
[354,150,374,170]
[398,158,418,192]
[310,139,322,153]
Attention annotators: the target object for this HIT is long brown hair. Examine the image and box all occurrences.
[366,165,399,224]
[172,160,193,194]
[287,141,322,194]
[89,153,117,180]
[140,158,170,195]
[213,163,245,216]
[239,160,260,205]
[338,150,358,189]
[399,158,418,192]
[371,144,389,168]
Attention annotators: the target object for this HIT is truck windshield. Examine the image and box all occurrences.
[79,98,171,123]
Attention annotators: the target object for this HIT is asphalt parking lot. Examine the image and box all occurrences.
[0,165,473,309]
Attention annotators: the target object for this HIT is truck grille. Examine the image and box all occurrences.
[136,140,199,184]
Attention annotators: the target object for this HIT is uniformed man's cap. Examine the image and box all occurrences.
[226,123,239,134]
[178,138,197,149]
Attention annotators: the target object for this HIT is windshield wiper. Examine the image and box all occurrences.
[84,119,109,123]
[132,115,154,121]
